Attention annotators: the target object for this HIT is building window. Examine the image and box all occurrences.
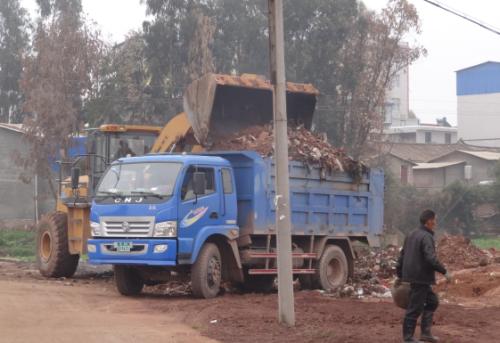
[384,103,393,124]
[445,133,451,144]
[425,132,432,144]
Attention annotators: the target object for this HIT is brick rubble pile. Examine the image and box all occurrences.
[210,124,365,176]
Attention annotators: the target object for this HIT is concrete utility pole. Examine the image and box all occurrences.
[268,0,295,326]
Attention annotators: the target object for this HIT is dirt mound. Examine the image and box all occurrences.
[437,234,490,271]
[436,265,500,302]
[210,124,365,176]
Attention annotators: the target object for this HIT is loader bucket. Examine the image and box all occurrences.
[183,73,319,145]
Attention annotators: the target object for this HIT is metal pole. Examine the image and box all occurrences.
[268,0,295,326]
[34,173,39,225]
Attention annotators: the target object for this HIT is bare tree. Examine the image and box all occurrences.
[335,0,425,158]
[17,2,103,199]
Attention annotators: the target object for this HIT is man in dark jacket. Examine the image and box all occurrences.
[396,210,451,343]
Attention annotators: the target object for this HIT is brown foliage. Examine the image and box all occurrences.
[17,8,103,198]
[332,0,425,158]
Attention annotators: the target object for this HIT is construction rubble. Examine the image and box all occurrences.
[321,245,400,299]
[142,235,497,299]
[323,235,498,300]
[209,124,365,177]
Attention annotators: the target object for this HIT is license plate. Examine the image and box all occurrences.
[113,242,133,252]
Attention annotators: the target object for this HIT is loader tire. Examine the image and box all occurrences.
[316,245,348,291]
[191,243,222,299]
[36,212,79,278]
[114,266,144,296]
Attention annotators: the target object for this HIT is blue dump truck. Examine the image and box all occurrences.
[87,151,384,298]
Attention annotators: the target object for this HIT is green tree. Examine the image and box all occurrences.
[0,0,30,123]
[140,0,422,155]
[86,33,155,125]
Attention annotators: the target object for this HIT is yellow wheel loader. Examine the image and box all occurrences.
[36,125,162,277]
[36,73,318,278]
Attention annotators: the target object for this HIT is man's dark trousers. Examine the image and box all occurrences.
[404,283,439,338]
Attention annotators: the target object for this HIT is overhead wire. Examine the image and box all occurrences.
[421,0,500,36]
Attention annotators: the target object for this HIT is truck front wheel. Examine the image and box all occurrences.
[114,266,144,296]
[191,243,222,299]
[316,245,348,291]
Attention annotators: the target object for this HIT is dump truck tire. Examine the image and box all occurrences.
[191,243,222,299]
[316,245,348,291]
[36,212,79,278]
[114,266,144,296]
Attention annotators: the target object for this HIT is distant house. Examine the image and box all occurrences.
[365,142,500,190]
[429,150,500,185]
[412,161,466,190]
[365,142,459,184]
[457,61,500,147]
[0,123,54,221]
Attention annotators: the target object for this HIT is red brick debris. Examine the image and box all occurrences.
[437,234,492,271]
[209,124,365,175]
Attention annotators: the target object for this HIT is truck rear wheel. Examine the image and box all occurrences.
[36,212,79,278]
[316,245,348,291]
[191,243,222,299]
[114,266,144,296]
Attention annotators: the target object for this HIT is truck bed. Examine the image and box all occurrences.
[209,152,384,246]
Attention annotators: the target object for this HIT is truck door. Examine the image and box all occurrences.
[178,166,222,235]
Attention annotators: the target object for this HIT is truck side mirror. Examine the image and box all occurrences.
[71,167,80,190]
[193,172,206,195]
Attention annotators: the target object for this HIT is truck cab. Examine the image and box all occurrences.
[87,154,240,298]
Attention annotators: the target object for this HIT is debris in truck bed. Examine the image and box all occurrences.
[209,124,365,176]
[437,234,491,270]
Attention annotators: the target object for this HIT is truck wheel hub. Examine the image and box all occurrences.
[326,259,342,286]
[40,231,52,262]
[207,257,221,287]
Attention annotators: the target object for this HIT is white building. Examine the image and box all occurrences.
[457,61,500,147]
[384,124,458,144]
[384,65,417,127]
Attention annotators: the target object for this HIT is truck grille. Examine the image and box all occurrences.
[100,216,155,237]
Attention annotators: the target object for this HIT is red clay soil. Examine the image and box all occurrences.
[437,234,490,271]
[436,265,500,298]
[2,260,500,343]
[175,291,500,343]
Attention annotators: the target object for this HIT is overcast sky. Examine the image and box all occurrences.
[22,0,500,126]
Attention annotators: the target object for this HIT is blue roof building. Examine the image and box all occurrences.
[456,61,500,147]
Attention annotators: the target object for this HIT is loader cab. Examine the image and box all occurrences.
[58,125,161,202]
[86,125,161,195]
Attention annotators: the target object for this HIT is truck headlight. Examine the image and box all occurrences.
[90,221,102,237]
[154,221,177,237]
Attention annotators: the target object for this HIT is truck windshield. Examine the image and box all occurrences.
[96,162,182,198]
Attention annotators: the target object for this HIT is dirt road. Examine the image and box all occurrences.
[1,260,500,343]
[0,261,215,343]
